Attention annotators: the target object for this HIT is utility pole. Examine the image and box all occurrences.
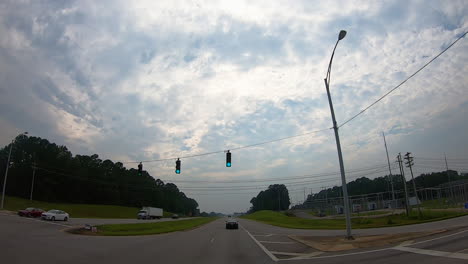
[397,153,410,216]
[382,132,395,202]
[304,187,306,204]
[404,152,422,217]
[1,132,27,209]
[444,153,454,200]
[1,142,14,209]
[30,162,36,201]
[278,189,281,211]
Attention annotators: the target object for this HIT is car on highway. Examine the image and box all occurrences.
[225,218,239,229]
[41,209,69,221]
[18,207,44,218]
[172,214,179,219]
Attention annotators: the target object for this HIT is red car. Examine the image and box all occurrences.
[18,207,44,217]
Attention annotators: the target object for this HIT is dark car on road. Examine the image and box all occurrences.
[225,218,239,229]
[172,214,179,219]
[18,208,44,218]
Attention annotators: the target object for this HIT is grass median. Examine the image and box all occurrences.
[1,196,177,218]
[241,210,468,229]
[93,217,218,236]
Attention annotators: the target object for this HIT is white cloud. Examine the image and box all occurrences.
[1,0,468,213]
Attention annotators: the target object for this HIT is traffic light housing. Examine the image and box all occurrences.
[138,162,143,176]
[226,151,231,167]
[175,158,181,174]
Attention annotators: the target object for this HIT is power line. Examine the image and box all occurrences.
[178,167,393,191]
[158,163,391,183]
[121,128,331,164]
[339,31,467,128]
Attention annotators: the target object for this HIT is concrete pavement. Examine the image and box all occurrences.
[0,213,272,264]
[1,212,468,263]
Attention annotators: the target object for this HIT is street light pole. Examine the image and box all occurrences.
[1,132,28,209]
[324,30,353,240]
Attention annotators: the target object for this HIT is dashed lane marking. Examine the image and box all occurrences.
[394,246,468,260]
[241,225,279,262]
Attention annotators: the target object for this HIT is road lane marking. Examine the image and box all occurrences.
[270,251,311,256]
[241,225,279,262]
[394,246,468,260]
[258,241,295,244]
[281,247,390,261]
[289,252,324,259]
[210,238,215,243]
[403,228,468,247]
[253,233,274,237]
[398,240,414,246]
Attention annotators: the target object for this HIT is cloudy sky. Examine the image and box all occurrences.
[1,0,467,213]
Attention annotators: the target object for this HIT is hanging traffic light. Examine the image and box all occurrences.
[138,162,143,176]
[175,158,181,174]
[226,150,231,167]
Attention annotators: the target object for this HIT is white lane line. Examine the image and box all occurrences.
[281,247,390,261]
[270,251,311,256]
[398,240,414,246]
[253,234,274,237]
[258,241,295,244]
[404,228,468,246]
[394,246,468,260]
[241,225,279,262]
[289,252,324,259]
[210,237,215,243]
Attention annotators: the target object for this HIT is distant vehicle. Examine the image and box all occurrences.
[18,208,44,218]
[137,207,163,219]
[225,218,239,229]
[171,214,179,219]
[41,210,69,221]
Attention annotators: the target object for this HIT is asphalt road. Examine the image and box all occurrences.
[1,212,468,264]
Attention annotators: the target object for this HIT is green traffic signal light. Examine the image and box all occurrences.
[175,159,181,174]
[226,151,231,167]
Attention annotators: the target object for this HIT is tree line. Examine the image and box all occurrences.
[249,184,290,212]
[0,134,199,216]
[300,170,467,206]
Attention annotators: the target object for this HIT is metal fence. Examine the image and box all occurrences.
[302,181,468,215]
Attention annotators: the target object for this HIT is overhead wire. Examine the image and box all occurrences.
[158,163,391,183]
[338,31,468,128]
[120,128,331,164]
[118,31,467,168]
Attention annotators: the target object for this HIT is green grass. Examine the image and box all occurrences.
[242,210,468,229]
[308,210,390,217]
[419,198,465,209]
[1,196,174,219]
[352,210,391,216]
[96,217,217,236]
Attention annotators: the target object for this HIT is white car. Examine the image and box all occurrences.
[41,209,69,221]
